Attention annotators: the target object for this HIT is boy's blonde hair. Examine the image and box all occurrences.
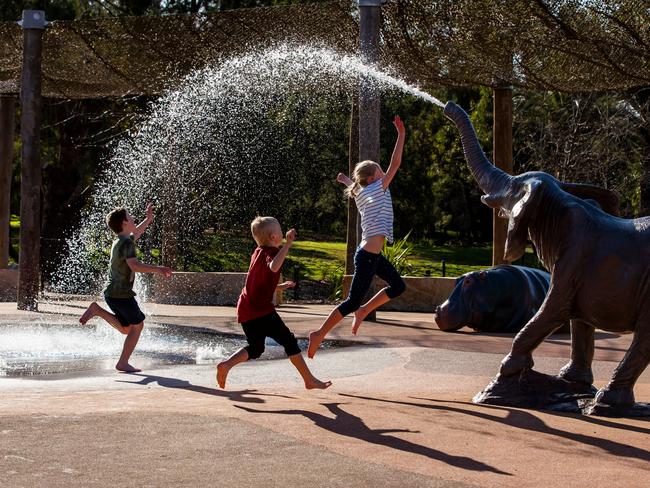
[345,160,382,198]
[250,216,279,246]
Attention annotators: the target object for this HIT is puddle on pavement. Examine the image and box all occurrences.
[0,322,341,377]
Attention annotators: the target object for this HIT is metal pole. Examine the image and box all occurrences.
[492,86,513,266]
[0,95,15,269]
[358,0,383,320]
[358,0,382,164]
[17,10,48,311]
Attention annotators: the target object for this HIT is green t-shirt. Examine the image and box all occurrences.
[103,234,137,298]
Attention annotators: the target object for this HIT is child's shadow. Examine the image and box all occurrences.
[236,402,509,475]
[116,373,295,404]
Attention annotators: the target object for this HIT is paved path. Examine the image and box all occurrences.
[0,301,648,487]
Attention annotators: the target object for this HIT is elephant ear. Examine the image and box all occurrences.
[504,180,542,262]
[560,182,620,216]
[479,181,542,262]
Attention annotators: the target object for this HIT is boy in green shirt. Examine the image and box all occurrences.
[79,203,172,372]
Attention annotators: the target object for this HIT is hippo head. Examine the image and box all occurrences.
[434,270,492,331]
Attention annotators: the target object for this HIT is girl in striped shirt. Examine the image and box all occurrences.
[308,116,406,358]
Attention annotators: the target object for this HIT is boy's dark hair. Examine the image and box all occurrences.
[106,207,127,234]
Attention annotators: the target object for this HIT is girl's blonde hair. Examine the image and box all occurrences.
[345,160,381,198]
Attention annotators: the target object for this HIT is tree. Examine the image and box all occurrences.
[513,90,643,216]
[383,87,493,242]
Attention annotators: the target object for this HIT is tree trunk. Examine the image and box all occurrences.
[0,96,15,269]
[18,18,46,311]
[492,87,513,265]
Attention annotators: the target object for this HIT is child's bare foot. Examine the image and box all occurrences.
[351,307,369,335]
[305,378,332,390]
[79,302,98,325]
[307,331,323,359]
[216,362,230,388]
[116,362,141,373]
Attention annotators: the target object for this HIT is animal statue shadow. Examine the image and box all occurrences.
[444,101,650,409]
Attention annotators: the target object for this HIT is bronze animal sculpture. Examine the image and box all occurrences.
[444,100,648,409]
[435,265,553,333]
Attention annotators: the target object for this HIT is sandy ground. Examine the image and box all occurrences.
[0,301,648,488]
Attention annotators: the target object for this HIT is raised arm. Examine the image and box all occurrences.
[382,115,405,191]
[269,229,296,273]
[133,202,154,241]
[337,172,353,187]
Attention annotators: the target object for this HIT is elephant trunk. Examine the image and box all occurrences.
[444,101,511,197]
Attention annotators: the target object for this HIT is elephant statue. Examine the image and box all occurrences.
[444,100,649,409]
[435,265,554,333]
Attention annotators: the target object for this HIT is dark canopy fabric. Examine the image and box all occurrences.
[0,2,357,98]
[380,0,649,92]
[0,0,647,99]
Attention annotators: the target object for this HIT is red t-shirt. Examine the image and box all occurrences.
[236,246,281,323]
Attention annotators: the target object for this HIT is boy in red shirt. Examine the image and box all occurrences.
[217,216,331,390]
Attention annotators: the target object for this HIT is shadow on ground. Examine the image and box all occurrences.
[339,393,650,463]
[116,373,296,403]
[236,402,510,475]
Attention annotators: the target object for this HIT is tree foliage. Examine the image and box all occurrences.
[513,90,645,215]
[2,0,648,278]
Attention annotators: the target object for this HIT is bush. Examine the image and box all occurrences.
[383,230,414,276]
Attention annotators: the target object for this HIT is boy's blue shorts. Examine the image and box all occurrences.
[104,295,146,327]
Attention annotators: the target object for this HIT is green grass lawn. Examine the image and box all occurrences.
[185,236,349,281]
[285,241,348,282]
[290,240,538,279]
[186,234,542,280]
[7,216,541,280]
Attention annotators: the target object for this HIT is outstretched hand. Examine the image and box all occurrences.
[145,202,154,222]
[159,266,172,278]
[278,281,296,290]
[393,115,405,135]
[285,228,297,245]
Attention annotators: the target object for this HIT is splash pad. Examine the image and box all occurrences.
[8,45,442,376]
[0,321,231,376]
[0,317,343,376]
[50,44,443,296]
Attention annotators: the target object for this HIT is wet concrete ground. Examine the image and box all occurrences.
[0,301,648,487]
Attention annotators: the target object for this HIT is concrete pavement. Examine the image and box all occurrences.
[0,301,648,487]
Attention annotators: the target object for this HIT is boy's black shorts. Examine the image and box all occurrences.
[104,295,146,327]
[241,311,301,359]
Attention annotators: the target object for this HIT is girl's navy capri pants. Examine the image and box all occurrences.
[337,247,406,317]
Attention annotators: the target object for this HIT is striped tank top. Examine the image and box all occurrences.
[355,178,394,244]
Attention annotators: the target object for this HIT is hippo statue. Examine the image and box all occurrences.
[444,100,650,410]
[435,265,553,333]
